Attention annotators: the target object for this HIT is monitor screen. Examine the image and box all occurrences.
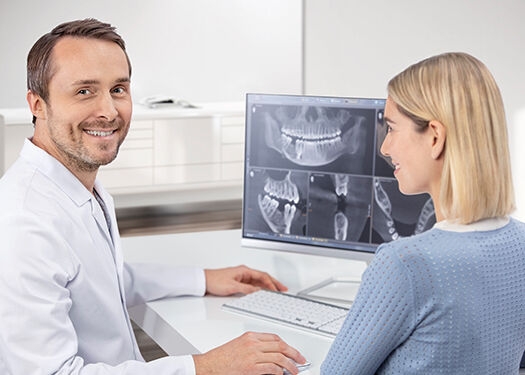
[241,93,436,261]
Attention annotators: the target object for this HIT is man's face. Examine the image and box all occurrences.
[32,36,132,175]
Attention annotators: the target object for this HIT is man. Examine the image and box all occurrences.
[0,18,305,375]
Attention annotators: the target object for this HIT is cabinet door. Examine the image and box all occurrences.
[98,120,154,189]
[154,117,221,165]
[220,116,245,181]
[3,123,33,173]
[103,120,154,169]
[154,117,222,184]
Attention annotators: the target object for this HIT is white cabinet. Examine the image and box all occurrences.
[97,119,155,189]
[154,117,222,185]
[221,116,245,181]
[0,103,245,208]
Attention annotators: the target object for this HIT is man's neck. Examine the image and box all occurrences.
[30,137,98,193]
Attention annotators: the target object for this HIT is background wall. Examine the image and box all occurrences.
[1,0,524,219]
[0,0,303,107]
[304,0,525,220]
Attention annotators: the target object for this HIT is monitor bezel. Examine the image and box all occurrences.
[241,236,376,262]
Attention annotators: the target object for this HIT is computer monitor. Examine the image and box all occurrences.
[241,93,436,300]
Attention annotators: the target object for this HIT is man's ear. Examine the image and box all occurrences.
[428,120,446,160]
[26,90,47,123]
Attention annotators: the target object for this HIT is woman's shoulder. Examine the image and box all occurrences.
[509,216,525,230]
[375,228,442,257]
[373,228,468,279]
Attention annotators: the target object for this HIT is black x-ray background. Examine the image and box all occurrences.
[374,114,395,178]
[243,168,308,236]
[246,103,376,175]
[308,173,373,243]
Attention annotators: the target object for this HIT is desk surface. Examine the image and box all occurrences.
[122,229,525,374]
[122,229,367,374]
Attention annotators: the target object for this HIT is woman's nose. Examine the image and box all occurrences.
[380,136,389,157]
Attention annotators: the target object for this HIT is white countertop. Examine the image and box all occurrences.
[122,229,368,374]
[0,101,245,125]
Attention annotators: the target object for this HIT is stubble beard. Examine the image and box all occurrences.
[51,118,127,173]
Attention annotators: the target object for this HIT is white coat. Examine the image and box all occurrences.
[0,139,205,374]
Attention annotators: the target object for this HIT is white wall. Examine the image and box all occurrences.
[1,1,524,218]
[304,0,525,219]
[0,0,302,108]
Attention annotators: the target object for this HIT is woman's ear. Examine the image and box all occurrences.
[26,90,47,123]
[428,120,446,160]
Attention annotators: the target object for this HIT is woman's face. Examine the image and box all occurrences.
[380,97,441,197]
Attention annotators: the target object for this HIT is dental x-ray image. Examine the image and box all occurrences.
[243,168,308,236]
[247,104,376,175]
[308,173,373,243]
[242,94,437,259]
[372,178,436,244]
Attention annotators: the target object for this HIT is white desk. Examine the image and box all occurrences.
[122,229,367,374]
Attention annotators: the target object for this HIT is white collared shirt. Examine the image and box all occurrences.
[434,216,510,232]
[0,139,205,375]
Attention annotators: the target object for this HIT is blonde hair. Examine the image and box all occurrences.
[387,52,514,224]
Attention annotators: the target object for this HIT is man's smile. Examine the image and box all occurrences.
[84,129,116,137]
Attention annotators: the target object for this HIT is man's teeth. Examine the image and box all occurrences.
[85,130,114,137]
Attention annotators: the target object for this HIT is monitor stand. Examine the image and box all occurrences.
[297,276,361,308]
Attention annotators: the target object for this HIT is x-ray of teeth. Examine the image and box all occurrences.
[243,168,308,235]
[308,173,372,242]
[333,174,349,197]
[247,104,376,175]
[334,212,349,241]
[414,197,436,234]
[265,106,359,167]
[263,171,300,204]
[373,179,399,241]
[372,178,436,244]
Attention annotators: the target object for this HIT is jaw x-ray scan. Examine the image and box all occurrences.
[244,169,308,236]
[242,94,436,255]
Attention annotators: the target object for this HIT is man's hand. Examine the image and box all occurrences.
[204,265,287,296]
[193,331,306,375]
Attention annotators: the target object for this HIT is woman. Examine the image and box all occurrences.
[321,52,525,374]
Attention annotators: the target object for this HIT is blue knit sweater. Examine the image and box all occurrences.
[321,218,525,374]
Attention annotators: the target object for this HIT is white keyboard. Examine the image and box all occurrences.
[222,290,349,337]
